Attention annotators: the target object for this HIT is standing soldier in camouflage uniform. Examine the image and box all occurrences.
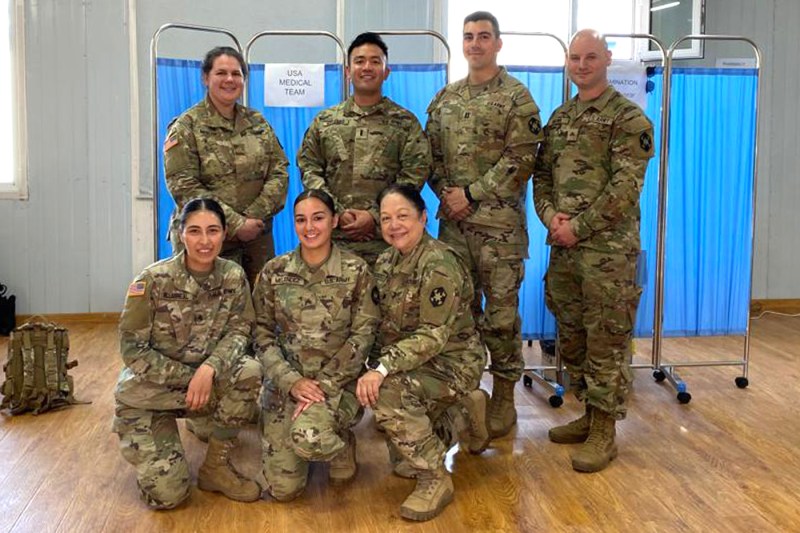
[113,198,262,509]
[298,32,431,266]
[533,30,654,472]
[253,190,379,501]
[426,11,543,438]
[357,185,489,522]
[165,46,289,287]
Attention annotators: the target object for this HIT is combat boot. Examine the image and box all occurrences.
[548,403,593,444]
[329,429,357,486]
[571,409,618,473]
[399,467,454,521]
[460,389,490,454]
[185,417,213,443]
[197,437,261,502]
[487,377,518,438]
[393,462,418,479]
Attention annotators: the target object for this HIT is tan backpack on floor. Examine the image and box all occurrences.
[1,316,88,415]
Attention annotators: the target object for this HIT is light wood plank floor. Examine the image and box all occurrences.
[1,315,798,532]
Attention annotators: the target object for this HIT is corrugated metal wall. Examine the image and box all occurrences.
[0,0,132,314]
[0,0,797,314]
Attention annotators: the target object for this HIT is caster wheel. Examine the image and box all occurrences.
[548,395,563,408]
[653,370,666,383]
[677,391,692,404]
[523,375,533,388]
[735,376,749,389]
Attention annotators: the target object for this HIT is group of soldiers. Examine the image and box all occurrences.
[116,9,654,520]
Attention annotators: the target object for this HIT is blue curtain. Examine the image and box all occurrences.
[662,68,757,336]
[154,60,756,339]
[248,63,345,255]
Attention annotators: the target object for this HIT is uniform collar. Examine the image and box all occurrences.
[392,232,431,274]
[170,250,225,296]
[343,96,389,117]
[200,95,253,133]
[284,244,343,279]
[571,85,616,115]
[451,66,509,98]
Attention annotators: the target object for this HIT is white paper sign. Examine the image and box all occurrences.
[264,63,325,108]
[608,61,648,111]
[715,58,756,69]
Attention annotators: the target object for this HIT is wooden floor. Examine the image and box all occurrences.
[1,315,799,532]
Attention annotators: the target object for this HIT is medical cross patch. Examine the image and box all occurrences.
[429,287,447,308]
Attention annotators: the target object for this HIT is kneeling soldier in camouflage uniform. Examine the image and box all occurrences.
[113,198,262,509]
[358,185,489,522]
[534,30,654,472]
[253,190,379,501]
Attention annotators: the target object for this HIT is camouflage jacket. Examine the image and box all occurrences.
[164,96,289,236]
[534,86,654,254]
[372,233,485,390]
[298,96,431,241]
[116,252,254,399]
[252,245,379,397]
[426,67,543,231]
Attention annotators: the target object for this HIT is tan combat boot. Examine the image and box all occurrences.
[460,389,490,454]
[399,467,454,521]
[548,403,593,444]
[329,429,357,486]
[571,409,618,473]
[487,377,518,438]
[197,437,261,502]
[185,417,213,443]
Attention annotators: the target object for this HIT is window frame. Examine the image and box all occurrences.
[637,0,705,61]
[0,0,28,200]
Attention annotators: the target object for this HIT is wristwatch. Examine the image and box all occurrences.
[365,358,388,377]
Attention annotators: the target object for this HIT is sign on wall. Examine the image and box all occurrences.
[264,63,325,107]
[608,61,648,111]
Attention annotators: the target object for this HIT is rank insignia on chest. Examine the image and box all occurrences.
[429,287,447,307]
[565,127,579,142]
[372,286,380,305]
[356,127,368,139]
[194,313,204,324]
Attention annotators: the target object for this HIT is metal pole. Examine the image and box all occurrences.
[368,30,451,84]
[502,31,569,102]
[150,23,242,261]
[244,30,348,106]
[602,33,667,372]
[665,34,762,383]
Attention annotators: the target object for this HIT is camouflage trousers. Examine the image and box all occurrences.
[333,236,388,268]
[544,247,642,419]
[373,366,474,472]
[112,356,261,509]
[260,385,361,501]
[171,218,274,288]
[439,219,527,381]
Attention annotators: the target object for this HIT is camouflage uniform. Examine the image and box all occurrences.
[112,252,261,509]
[164,96,289,285]
[426,67,543,381]
[371,233,486,472]
[533,85,654,419]
[252,245,379,500]
[298,97,431,265]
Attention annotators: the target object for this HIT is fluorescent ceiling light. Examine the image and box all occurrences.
[651,1,680,11]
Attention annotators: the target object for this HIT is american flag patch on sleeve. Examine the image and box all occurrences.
[127,281,146,297]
